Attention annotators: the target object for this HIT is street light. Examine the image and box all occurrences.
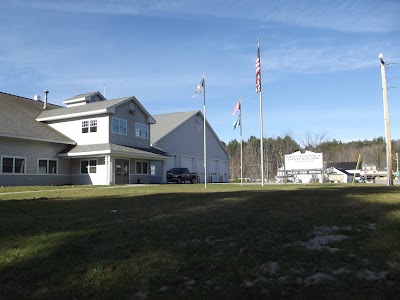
[379,53,393,186]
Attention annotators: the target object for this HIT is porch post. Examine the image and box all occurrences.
[107,155,113,185]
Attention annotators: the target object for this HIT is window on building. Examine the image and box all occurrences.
[82,119,97,133]
[82,120,89,133]
[112,118,127,135]
[49,160,57,174]
[38,159,57,174]
[81,160,97,174]
[2,157,13,173]
[38,160,47,174]
[135,123,148,139]
[90,119,97,132]
[2,157,25,173]
[136,161,148,174]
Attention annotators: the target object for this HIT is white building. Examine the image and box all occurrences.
[0,92,231,186]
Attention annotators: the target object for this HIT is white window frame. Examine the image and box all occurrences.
[80,159,98,174]
[135,160,148,174]
[1,156,27,174]
[82,120,89,133]
[37,158,58,174]
[82,119,98,133]
[112,117,127,136]
[135,123,148,139]
[90,119,97,132]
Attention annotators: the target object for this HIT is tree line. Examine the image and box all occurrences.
[224,131,400,181]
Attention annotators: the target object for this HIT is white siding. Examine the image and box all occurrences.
[47,115,109,145]
[70,157,108,185]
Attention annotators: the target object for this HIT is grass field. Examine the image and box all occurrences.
[1,184,400,299]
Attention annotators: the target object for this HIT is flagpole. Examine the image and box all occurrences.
[259,91,264,186]
[240,98,243,186]
[257,38,264,186]
[203,75,207,189]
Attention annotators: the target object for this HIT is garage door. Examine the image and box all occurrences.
[181,156,194,172]
[208,159,217,183]
[218,160,228,182]
[196,157,204,183]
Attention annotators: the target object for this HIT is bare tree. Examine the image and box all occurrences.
[301,130,329,152]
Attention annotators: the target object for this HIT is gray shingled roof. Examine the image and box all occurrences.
[326,162,361,170]
[64,91,99,101]
[59,143,169,159]
[0,92,76,144]
[150,111,198,144]
[36,97,131,120]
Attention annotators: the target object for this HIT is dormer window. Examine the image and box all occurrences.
[82,119,97,133]
[63,92,106,107]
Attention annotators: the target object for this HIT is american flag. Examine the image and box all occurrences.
[255,41,261,93]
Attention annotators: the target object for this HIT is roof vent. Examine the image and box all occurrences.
[34,95,41,101]
[129,103,135,114]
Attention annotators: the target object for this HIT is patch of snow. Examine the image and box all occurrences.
[332,267,352,275]
[258,261,280,275]
[242,280,255,288]
[357,269,388,281]
[185,279,196,286]
[134,291,147,299]
[303,272,335,286]
[312,225,352,236]
[301,234,350,250]
[159,286,168,292]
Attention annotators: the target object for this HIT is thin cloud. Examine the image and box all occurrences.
[265,47,374,74]
[259,39,400,74]
[8,0,400,33]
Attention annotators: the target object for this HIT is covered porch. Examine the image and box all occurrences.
[58,143,170,185]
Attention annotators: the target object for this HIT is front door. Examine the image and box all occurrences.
[115,159,129,184]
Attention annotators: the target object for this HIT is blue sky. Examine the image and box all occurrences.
[1,0,400,145]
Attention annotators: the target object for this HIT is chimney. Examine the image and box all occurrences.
[43,90,49,109]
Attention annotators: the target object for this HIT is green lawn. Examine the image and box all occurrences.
[1,184,400,298]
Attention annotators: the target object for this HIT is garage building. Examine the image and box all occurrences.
[150,111,229,183]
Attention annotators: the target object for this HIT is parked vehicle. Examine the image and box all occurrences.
[167,168,198,184]
[361,175,376,183]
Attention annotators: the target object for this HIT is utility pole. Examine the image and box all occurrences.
[379,53,393,186]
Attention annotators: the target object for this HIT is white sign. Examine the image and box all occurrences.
[285,151,323,171]
[286,170,322,175]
